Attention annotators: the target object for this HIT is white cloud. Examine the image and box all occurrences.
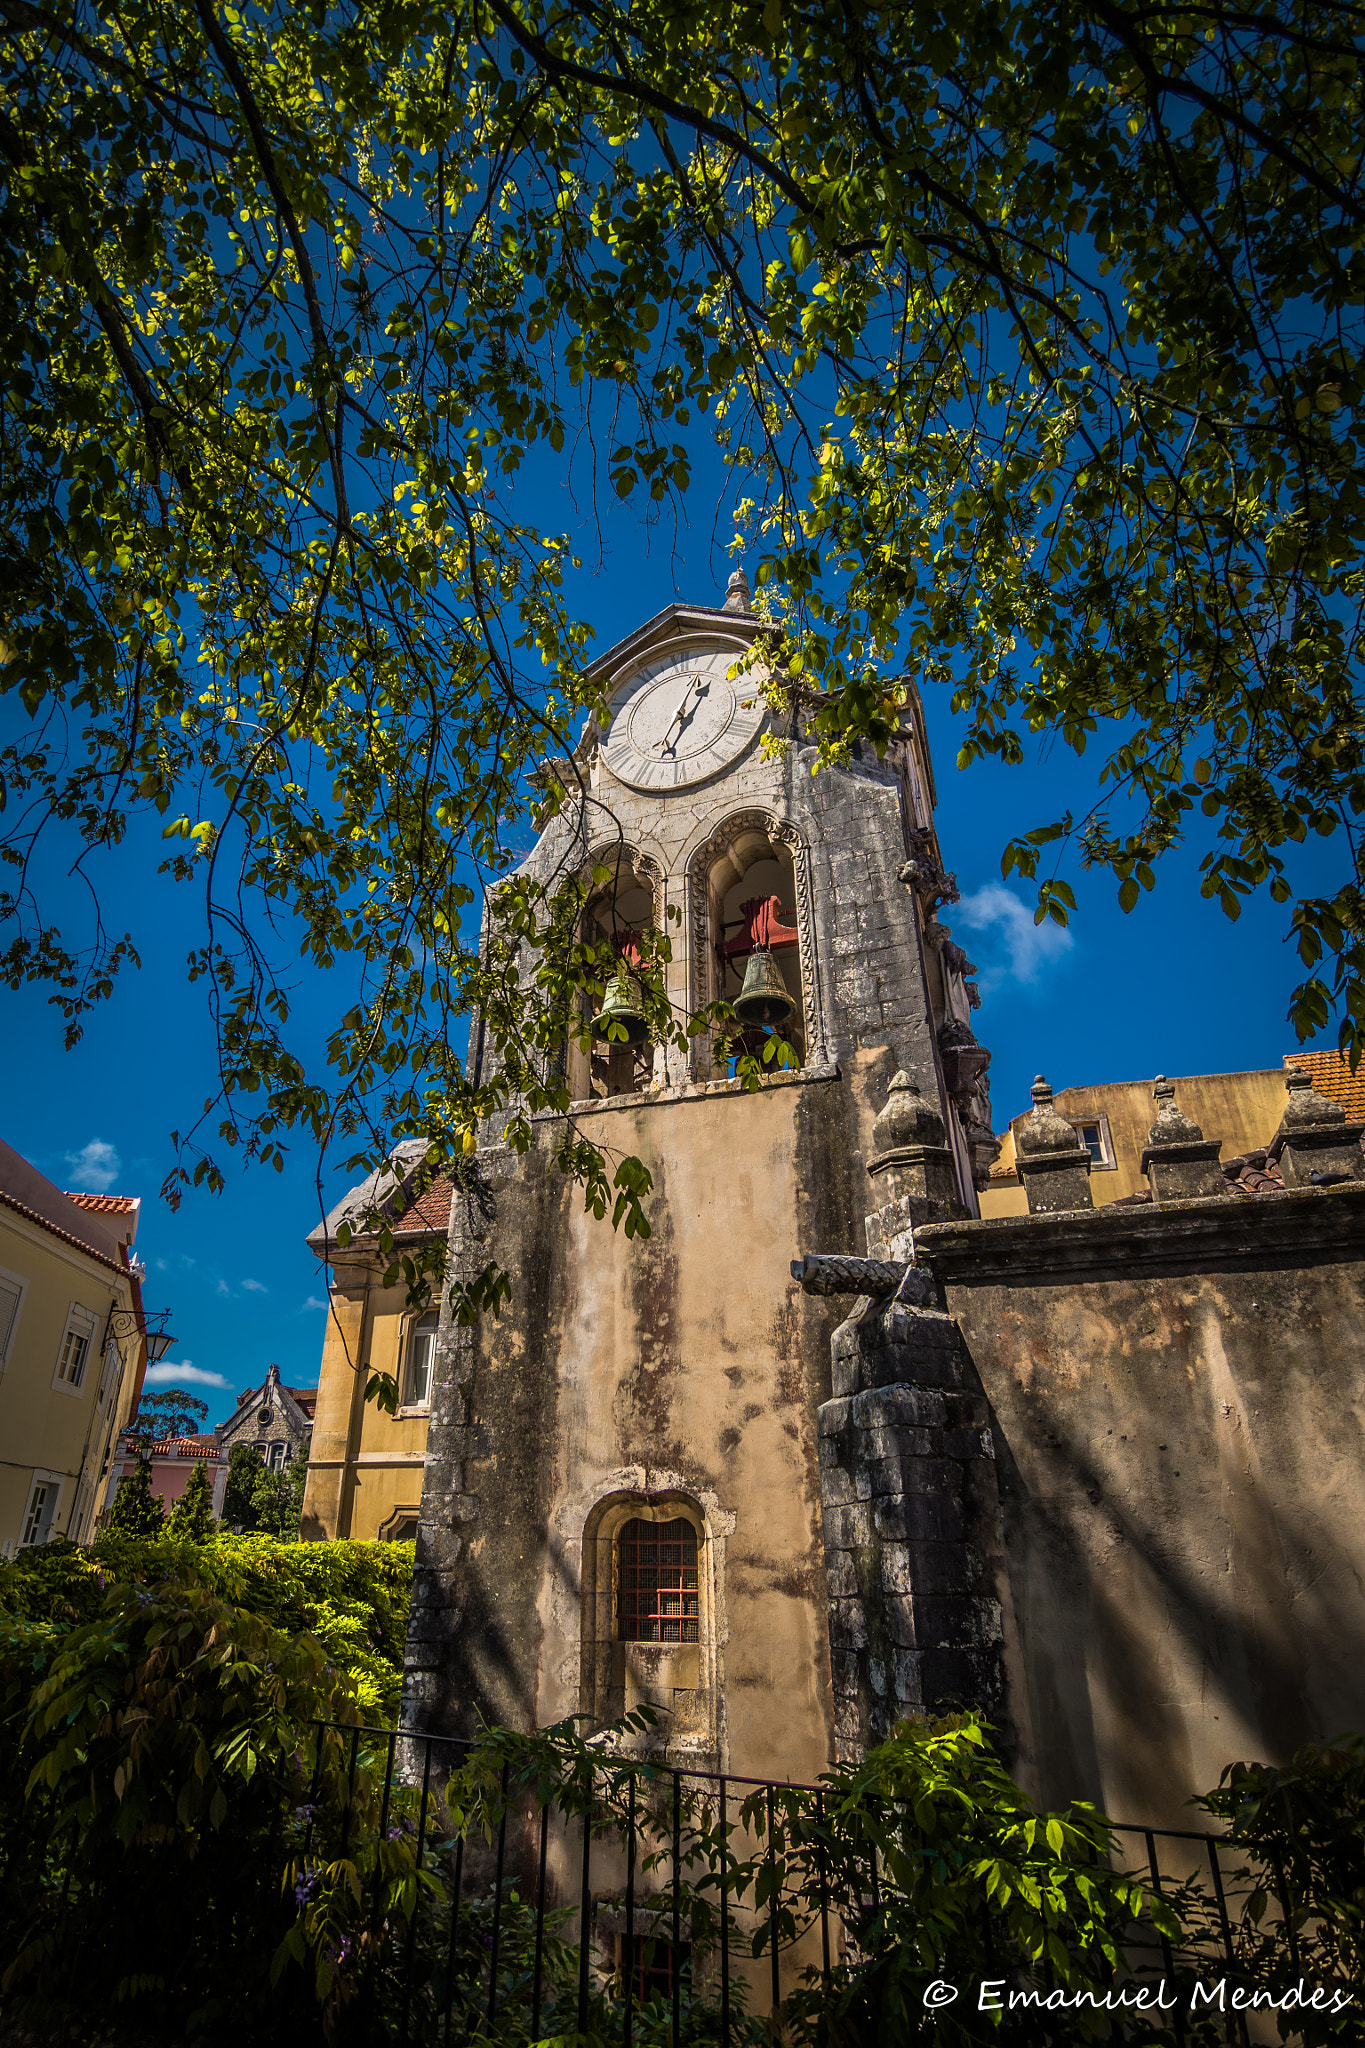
[144,1360,230,1389]
[215,1277,232,1298]
[301,1295,329,1312]
[240,1277,268,1294]
[63,1137,121,1193]
[954,883,1075,992]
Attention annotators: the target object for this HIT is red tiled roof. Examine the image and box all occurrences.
[1284,1050,1365,1123]
[391,1174,455,1233]
[0,1187,127,1273]
[121,1432,223,1459]
[64,1192,140,1213]
[286,1386,318,1416]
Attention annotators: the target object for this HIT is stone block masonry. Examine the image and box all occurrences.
[816,1291,1005,1760]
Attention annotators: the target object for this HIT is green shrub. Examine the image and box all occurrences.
[0,1532,413,1724]
[0,1573,424,2046]
[166,1460,217,1539]
[103,1456,166,1536]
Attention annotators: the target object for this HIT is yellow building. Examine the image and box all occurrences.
[981,1049,1364,1215]
[300,1145,450,1542]
[0,1139,148,1553]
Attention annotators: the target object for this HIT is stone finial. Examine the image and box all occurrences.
[872,1071,945,1155]
[1140,1075,1225,1202]
[1269,1066,1365,1187]
[1147,1074,1206,1146]
[865,1071,964,1254]
[722,566,753,613]
[1281,1067,1345,1129]
[1017,1076,1081,1156]
[1014,1076,1094,1214]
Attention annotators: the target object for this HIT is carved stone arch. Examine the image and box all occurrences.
[579,1485,721,1766]
[686,809,829,1075]
[582,840,666,930]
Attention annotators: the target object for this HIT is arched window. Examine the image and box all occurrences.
[567,850,664,1102]
[618,1517,699,1642]
[404,1311,438,1408]
[690,817,808,1078]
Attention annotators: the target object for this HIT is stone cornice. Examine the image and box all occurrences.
[585,603,765,682]
[916,1183,1365,1284]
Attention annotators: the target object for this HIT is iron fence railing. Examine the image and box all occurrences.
[287,1720,1314,2048]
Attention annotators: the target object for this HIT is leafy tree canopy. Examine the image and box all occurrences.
[222,1441,308,1539]
[132,1386,209,1441]
[2,0,1361,1272]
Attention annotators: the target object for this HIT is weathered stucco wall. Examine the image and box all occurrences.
[408,1070,877,1781]
[917,1189,1365,1828]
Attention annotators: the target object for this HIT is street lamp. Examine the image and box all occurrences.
[104,1306,177,1361]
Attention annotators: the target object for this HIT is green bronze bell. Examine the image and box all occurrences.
[590,969,651,1045]
[733,948,795,1027]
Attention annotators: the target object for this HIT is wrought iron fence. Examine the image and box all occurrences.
[276,1719,1332,2048]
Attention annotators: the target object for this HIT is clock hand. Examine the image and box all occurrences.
[658,678,709,755]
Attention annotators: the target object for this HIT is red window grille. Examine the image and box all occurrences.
[624,1937,691,2004]
[618,1518,699,1643]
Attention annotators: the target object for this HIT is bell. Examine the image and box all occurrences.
[733,949,795,1028]
[590,969,651,1045]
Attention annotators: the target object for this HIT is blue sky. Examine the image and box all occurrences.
[2,504,1339,1430]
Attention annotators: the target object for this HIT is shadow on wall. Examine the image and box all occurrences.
[967,1262,1365,1829]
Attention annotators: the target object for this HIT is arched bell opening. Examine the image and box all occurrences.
[693,823,806,1078]
[567,851,664,1102]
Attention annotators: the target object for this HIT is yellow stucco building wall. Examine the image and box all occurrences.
[300,1156,451,1543]
[0,1143,144,1554]
[980,1055,1350,1216]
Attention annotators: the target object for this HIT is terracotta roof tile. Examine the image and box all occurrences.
[0,1187,127,1272]
[391,1174,455,1233]
[1283,1050,1365,1123]
[64,1192,140,1213]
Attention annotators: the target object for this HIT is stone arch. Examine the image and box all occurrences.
[579,1487,721,1765]
[565,842,668,1099]
[685,808,829,1076]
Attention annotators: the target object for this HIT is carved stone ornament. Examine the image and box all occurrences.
[872,1071,946,1155]
[1015,1075,1093,1215]
[688,809,829,1072]
[1269,1069,1365,1187]
[582,841,667,931]
[898,826,960,911]
[1139,1075,1226,1202]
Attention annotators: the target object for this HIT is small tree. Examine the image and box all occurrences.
[166,1462,216,1541]
[132,1389,209,1443]
[222,1444,264,1531]
[222,1445,306,1539]
[104,1458,166,1537]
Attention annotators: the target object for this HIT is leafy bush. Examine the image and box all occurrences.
[0,1573,424,2046]
[1188,1736,1365,2045]
[0,1532,413,1723]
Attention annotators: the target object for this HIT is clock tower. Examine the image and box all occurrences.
[402,571,995,1785]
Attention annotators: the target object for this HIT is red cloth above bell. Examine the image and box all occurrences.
[721,895,800,959]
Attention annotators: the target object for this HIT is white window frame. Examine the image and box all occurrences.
[52,1301,99,1396]
[400,1310,439,1413]
[20,1472,63,1548]
[0,1262,27,1375]
[267,1440,286,1471]
[1068,1113,1117,1171]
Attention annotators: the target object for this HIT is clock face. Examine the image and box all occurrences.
[602,639,765,792]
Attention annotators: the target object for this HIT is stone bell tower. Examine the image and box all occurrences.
[402,574,994,1781]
